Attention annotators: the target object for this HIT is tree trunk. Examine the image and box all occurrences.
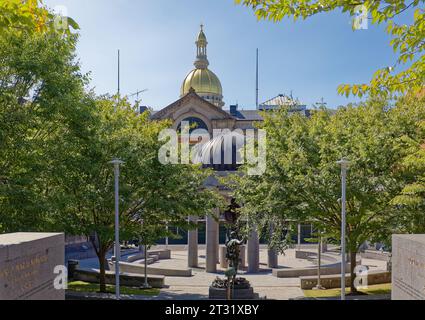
[98,249,107,293]
[350,250,358,294]
[91,234,108,293]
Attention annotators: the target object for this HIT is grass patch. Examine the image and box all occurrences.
[67,281,160,296]
[303,283,391,298]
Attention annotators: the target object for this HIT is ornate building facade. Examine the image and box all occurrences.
[151,26,311,273]
[151,25,264,134]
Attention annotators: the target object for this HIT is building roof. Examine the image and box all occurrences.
[259,93,303,110]
[151,89,234,120]
[224,109,263,121]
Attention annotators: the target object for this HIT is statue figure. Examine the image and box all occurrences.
[226,230,243,274]
[210,198,252,299]
[223,198,244,299]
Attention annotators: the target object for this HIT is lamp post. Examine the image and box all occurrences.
[165,222,169,249]
[142,243,151,289]
[139,219,151,290]
[110,158,124,300]
[313,232,325,290]
[297,223,301,248]
[337,158,350,301]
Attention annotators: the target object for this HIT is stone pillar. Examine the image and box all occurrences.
[216,221,220,263]
[239,245,246,268]
[187,215,198,268]
[321,238,328,253]
[219,245,228,269]
[247,229,260,273]
[206,209,219,273]
[267,248,278,268]
[267,224,278,268]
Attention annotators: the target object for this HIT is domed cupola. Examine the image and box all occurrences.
[181,25,224,108]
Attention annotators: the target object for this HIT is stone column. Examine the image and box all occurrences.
[247,229,260,273]
[239,245,246,269]
[267,248,278,268]
[187,215,198,268]
[321,238,328,253]
[267,224,278,268]
[216,221,220,263]
[206,209,219,273]
[219,245,228,269]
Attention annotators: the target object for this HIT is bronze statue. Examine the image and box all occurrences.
[211,198,252,299]
[226,230,243,273]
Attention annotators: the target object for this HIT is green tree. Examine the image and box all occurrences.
[235,0,425,98]
[0,0,78,35]
[0,7,86,233]
[51,97,221,292]
[391,94,425,233]
[233,97,425,294]
[0,1,222,293]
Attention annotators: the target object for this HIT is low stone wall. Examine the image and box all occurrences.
[126,249,171,263]
[295,250,312,259]
[134,257,157,265]
[272,259,360,278]
[126,255,157,265]
[109,260,192,277]
[150,249,171,260]
[290,244,329,252]
[300,270,391,290]
[361,250,391,262]
[73,268,164,288]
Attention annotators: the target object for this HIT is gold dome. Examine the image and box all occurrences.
[181,68,222,97]
[180,25,224,107]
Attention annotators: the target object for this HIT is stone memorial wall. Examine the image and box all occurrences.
[392,234,425,300]
[0,233,65,300]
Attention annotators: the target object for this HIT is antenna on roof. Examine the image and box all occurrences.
[256,48,259,109]
[315,97,328,109]
[129,89,149,106]
[115,49,120,113]
[118,50,120,95]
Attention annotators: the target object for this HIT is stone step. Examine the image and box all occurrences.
[134,258,155,265]
[149,254,160,262]
[73,268,165,288]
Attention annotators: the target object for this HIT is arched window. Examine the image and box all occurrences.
[177,117,208,134]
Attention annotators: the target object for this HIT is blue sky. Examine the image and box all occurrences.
[43,0,410,110]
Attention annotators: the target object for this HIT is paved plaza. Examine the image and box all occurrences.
[78,245,388,300]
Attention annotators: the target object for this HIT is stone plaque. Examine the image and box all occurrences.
[0,232,65,300]
[392,234,425,300]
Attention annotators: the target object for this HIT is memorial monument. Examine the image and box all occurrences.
[209,199,255,299]
[0,232,65,300]
[392,234,425,300]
